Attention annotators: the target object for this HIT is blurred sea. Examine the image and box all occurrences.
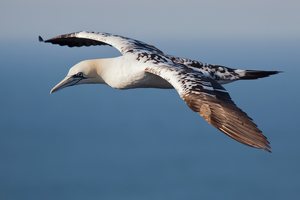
[0,37,299,200]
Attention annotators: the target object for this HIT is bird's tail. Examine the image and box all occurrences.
[235,69,281,80]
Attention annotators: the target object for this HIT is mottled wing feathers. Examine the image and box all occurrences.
[145,65,271,152]
[39,31,164,55]
[167,55,241,83]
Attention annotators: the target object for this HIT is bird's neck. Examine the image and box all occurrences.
[95,56,119,73]
[92,56,143,89]
[93,58,114,73]
[90,57,123,85]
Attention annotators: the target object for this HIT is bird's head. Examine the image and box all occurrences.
[50,60,103,94]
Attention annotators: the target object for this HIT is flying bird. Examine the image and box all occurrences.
[39,31,280,152]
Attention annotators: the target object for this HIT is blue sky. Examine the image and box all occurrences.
[1,1,300,199]
[1,0,299,40]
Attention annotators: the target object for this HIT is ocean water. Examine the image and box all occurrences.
[0,38,299,200]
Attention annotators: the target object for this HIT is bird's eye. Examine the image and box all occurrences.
[75,72,84,77]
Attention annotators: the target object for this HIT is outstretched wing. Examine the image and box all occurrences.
[39,31,164,55]
[166,55,280,84]
[145,64,271,152]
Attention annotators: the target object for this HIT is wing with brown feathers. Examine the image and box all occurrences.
[145,64,271,152]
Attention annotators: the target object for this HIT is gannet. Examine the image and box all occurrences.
[39,31,280,152]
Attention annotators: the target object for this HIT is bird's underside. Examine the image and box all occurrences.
[39,31,280,152]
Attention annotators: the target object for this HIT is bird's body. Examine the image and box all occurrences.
[98,56,171,89]
[39,31,280,152]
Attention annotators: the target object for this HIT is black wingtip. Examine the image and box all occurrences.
[38,36,44,42]
[241,70,282,80]
[266,148,272,153]
[263,145,272,153]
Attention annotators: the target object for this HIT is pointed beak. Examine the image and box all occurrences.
[50,76,81,94]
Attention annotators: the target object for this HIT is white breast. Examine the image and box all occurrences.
[100,56,173,89]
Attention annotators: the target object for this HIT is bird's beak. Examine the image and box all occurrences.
[50,76,81,94]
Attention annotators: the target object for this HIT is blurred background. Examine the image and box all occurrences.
[1,0,299,199]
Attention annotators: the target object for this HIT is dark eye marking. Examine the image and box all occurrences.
[73,72,85,78]
[77,72,83,77]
